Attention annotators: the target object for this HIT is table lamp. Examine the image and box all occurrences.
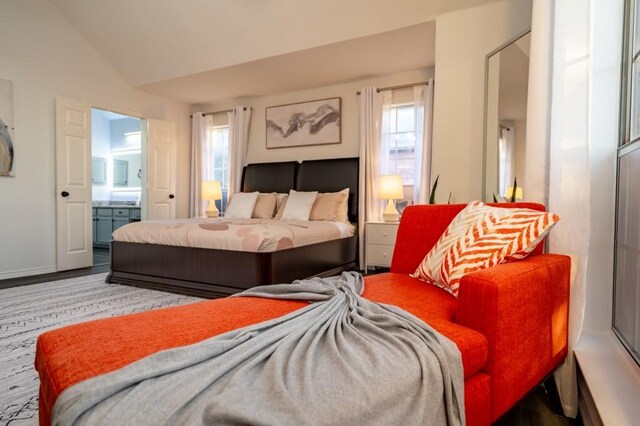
[504,186,523,201]
[202,180,222,218]
[379,174,404,222]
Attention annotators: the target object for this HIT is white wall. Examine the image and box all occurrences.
[0,0,190,279]
[194,68,434,163]
[432,0,532,202]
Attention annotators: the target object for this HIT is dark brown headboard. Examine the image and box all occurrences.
[241,161,298,193]
[240,157,360,222]
[296,157,359,223]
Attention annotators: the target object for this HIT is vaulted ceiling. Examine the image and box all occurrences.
[50,0,500,104]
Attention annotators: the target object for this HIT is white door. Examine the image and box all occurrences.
[55,97,92,271]
[144,118,177,220]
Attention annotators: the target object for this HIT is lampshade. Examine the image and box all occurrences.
[378,175,404,200]
[504,186,523,200]
[202,180,222,201]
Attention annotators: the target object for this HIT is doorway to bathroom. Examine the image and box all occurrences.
[91,108,143,266]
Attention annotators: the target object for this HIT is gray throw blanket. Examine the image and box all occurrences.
[52,272,465,426]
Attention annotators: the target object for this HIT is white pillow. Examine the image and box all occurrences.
[224,192,259,219]
[280,190,318,221]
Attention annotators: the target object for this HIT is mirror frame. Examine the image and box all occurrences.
[482,28,531,202]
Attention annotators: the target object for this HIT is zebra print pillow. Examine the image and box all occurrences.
[410,201,560,297]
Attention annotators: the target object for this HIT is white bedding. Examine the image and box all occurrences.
[112,218,355,253]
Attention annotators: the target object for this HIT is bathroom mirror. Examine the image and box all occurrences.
[483,31,530,201]
[112,150,141,190]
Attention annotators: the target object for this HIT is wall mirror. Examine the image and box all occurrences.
[112,150,141,190]
[483,31,530,201]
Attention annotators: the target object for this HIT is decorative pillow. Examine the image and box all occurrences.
[309,188,349,222]
[252,193,278,219]
[274,193,289,220]
[280,190,318,221]
[411,201,560,297]
[224,192,259,219]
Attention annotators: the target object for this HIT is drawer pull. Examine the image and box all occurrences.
[383,232,387,237]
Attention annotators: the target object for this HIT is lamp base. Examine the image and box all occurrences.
[382,199,399,222]
[205,202,219,218]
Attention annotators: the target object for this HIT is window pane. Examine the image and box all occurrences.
[614,145,640,364]
[631,57,640,140]
[396,106,415,133]
[396,132,416,151]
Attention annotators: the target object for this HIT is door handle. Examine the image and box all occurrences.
[61,191,69,197]
[169,194,175,199]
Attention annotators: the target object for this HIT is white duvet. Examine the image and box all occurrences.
[112,218,355,252]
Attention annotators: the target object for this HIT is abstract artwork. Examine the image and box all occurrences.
[266,97,341,149]
[0,78,14,177]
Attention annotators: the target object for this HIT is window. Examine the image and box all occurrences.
[381,103,418,209]
[614,0,640,366]
[203,125,229,210]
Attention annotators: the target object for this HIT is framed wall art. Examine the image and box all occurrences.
[0,78,14,177]
[266,97,341,149]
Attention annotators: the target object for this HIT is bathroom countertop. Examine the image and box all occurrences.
[92,204,141,209]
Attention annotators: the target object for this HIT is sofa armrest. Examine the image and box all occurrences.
[456,254,571,420]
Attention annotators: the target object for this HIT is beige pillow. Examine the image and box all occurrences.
[274,194,289,220]
[251,192,276,219]
[252,193,277,219]
[310,188,349,222]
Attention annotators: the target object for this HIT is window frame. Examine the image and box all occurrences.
[613,0,640,367]
[380,101,418,206]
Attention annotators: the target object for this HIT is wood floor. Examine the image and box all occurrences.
[0,255,582,425]
[0,247,110,290]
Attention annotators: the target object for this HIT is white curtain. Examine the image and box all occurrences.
[379,90,393,175]
[189,112,208,218]
[498,127,515,197]
[228,107,252,196]
[413,80,434,204]
[547,0,590,417]
[358,87,384,267]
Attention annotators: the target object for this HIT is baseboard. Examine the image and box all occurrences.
[0,265,57,281]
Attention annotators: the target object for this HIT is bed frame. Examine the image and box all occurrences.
[107,157,359,298]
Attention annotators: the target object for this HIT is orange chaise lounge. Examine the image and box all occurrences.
[35,203,570,425]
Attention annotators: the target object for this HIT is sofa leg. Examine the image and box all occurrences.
[543,375,565,416]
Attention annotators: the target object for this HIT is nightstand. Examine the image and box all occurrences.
[365,221,399,271]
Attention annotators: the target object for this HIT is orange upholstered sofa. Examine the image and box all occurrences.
[35,203,570,425]
[378,203,571,424]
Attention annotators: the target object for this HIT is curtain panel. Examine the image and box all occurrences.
[189,112,207,218]
[413,80,434,204]
[358,87,384,267]
[228,107,252,196]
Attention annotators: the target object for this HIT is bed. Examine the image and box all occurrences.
[107,157,360,298]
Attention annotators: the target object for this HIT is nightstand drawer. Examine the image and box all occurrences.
[366,244,395,267]
[366,223,399,245]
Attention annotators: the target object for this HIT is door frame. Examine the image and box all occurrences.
[56,100,150,271]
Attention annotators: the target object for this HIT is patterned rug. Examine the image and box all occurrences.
[0,274,201,425]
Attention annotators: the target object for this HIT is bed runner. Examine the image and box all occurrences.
[52,272,464,426]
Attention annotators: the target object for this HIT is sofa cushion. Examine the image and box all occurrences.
[364,273,488,379]
[411,201,559,296]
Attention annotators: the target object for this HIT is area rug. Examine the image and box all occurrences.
[0,274,201,425]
